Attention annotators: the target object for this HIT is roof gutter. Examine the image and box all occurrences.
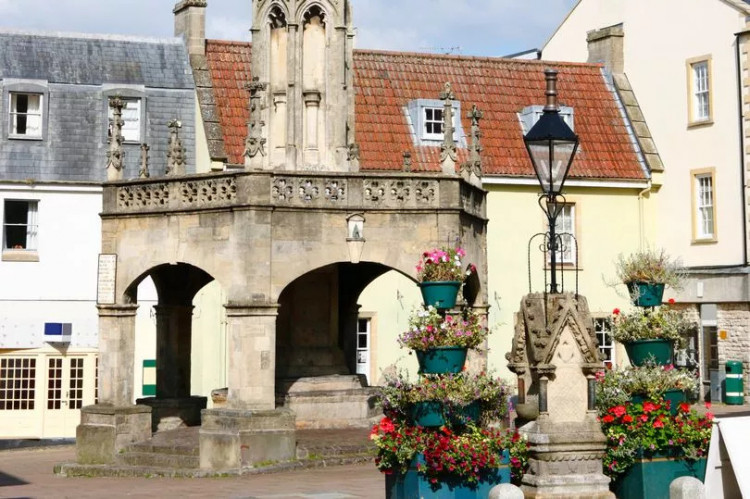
[736,30,749,266]
[482,176,649,190]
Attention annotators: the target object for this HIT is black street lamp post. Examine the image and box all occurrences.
[523,68,580,294]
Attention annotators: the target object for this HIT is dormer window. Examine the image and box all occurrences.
[406,99,466,146]
[9,93,43,138]
[108,97,142,143]
[519,105,575,134]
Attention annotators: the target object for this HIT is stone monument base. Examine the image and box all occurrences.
[76,404,152,464]
[520,417,614,498]
[276,374,380,429]
[136,396,207,432]
[199,408,296,471]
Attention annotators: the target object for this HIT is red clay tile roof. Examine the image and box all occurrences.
[204,40,646,180]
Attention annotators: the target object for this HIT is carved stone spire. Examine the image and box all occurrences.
[347,142,360,171]
[244,77,267,169]
[461,104,483,186]
[106,97,125,181]
[166,119,186,176]
[439,82,457,175]
[402,151,412,172]
[139,143,150,179]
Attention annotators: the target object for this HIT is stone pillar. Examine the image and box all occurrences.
[225,303,278,410]
[154,305,193,398]
[286,23,299,170]
[97,304,138,406]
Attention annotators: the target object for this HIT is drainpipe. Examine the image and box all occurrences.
[637,180,652,250]
[736,31,749,266]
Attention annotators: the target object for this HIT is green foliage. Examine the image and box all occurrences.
[610,305,693,344]
[615,248,684,288]
[595,364,699,416]
[378,370,510,425]
[398,306,489,350]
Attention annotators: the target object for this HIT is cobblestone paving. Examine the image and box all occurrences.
[0,447,384,499]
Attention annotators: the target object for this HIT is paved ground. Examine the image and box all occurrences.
[0,447,385,499]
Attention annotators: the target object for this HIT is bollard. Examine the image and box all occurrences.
[489,483,524,499]
[669,476,705,499]
[724,361,744,405]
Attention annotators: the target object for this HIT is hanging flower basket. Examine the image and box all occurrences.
[627,282,665,308]
[419,281,461,309]
[410,401,445,427]
[624,339,674,367]
[416,346,468,374]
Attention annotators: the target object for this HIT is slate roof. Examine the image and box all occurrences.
[203,40,647,180]
[0,29,194,88]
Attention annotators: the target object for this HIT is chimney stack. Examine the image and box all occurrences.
[174,0,207,56]
[586,23,624,74]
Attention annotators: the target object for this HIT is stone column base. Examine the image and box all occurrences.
[199,408,296,471]
[520,419,614,498]
[136,396,207,432]
[76,404,152,464]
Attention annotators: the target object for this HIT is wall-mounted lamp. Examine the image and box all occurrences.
[347,213,365,264]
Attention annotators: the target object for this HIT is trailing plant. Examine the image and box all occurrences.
[595,364,699,416]
[378,370,510,425]
[599,399,713,478]
[610,304,693,344]
[416,246,467,282]
[398,306,489,350]
[371,418,529,485]
[615,248,684,288]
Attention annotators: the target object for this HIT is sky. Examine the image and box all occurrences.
[0,0,578,57]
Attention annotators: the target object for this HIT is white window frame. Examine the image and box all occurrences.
[405,99,466,146]
[687,56,712,125]
[3,199,39,252]
[548,204,576,265]
[594,318,615,369]
[423,107,445,140]
[108,97,142,143]
[9,92,43,139]
[691,168,717,243]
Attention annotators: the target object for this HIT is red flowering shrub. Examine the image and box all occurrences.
[371,417,528,485]
[599,399,712,478]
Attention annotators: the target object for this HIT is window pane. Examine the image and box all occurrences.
[109,98,141,142]
[695,174,714,238]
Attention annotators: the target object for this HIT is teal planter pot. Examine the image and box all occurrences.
[624,339,674,367]
[611,456,706,499]
[411,401,445,427]
[626,282,665,308]
[416,346,468,374]
[419,281,461,309]
[385,452,510,499]
[631,389,686,415]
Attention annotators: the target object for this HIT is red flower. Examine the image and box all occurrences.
[379,417,395,434]
[668,298,675,304]
[638,414,648,422]
[622,415,633,423]
[612,308,620,315]
[611,405,627,418]
[642,401,659,413]
[705,402,712,410]
[706,412,714,420]
[653,420,664,428]
[679,402,690,413]
[602,415,615,423]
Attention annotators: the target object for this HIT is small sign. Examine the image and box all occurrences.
[97,254,117,304]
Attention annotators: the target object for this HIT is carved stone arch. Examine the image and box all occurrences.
[266,2,289,28]
[296,1,336,25]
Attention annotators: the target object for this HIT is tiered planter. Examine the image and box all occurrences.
[416,346,468,374]
[624,338,674,367]
[630,389,686,416]
[386,453,511,499]
[626,281,665,308]
[419,281,461,309]
[611,455,706,499]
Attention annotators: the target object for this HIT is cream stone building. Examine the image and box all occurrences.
[544,0,750,400]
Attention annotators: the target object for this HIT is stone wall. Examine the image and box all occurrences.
[717,303,750,395]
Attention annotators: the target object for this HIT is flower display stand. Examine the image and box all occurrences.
[386,453,511,499]
[419,281,461,309]
[626,282,665,308]
[610,456,706,499]
[624,338,674,366]
[630,389,686,416]
[416,346,468,374]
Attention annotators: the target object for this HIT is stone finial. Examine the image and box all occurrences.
[461,104,484,185]
[106,97,125,181]
[489,483,524,499]
[139,144,150,179]
[244,77,267,169]
[402,151,412,172]
[669,476,705,499]
[439,82,457,174]
[166,119,186,176]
